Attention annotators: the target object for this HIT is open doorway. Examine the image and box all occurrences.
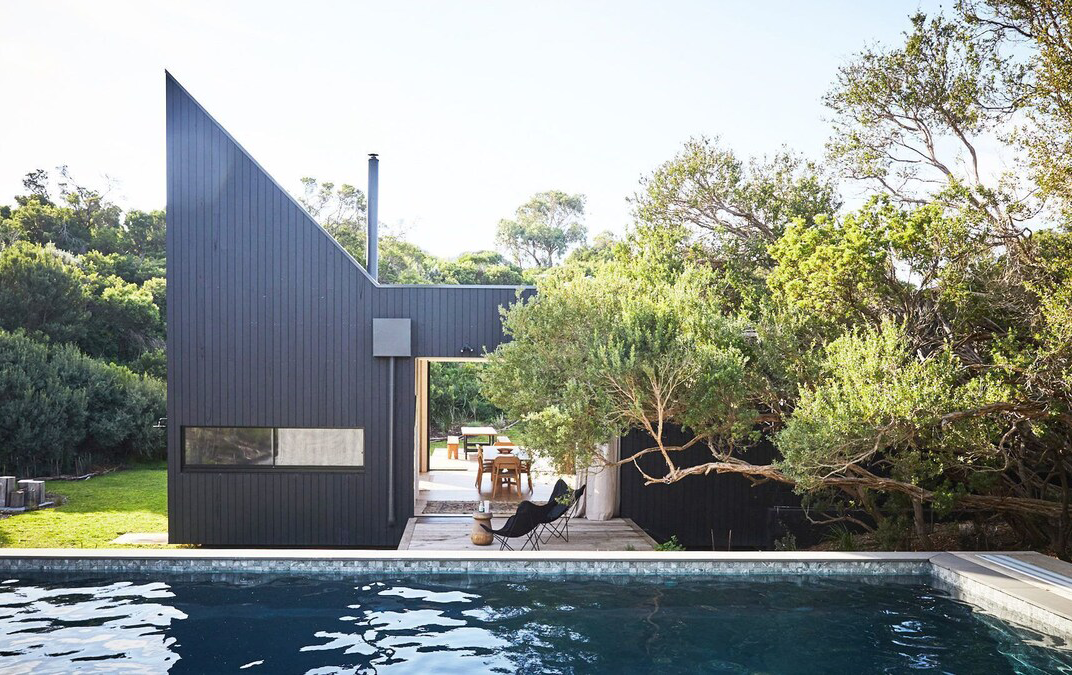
[414,357,567,515]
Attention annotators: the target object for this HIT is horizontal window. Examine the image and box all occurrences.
[276,428,364,467]
[183,427,364,469]
[183,427,273,466]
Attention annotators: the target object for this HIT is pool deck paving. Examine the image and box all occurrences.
[0,548,1070,639]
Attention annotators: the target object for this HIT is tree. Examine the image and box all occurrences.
[434,251,525,285]
[483,226,759,475]
[635,137,839,245]
[825,13,1033,236]
[483,209,1072,553]
[959,0,1072,220]
[496,191,587,267]
[429,362,503,433]
[0,329,165,476]
[299,177,366,227]
[633,138,840,317]
[0,241,88,345]
[81,273,164,363]
[4,169,125,253]
[562,231,620,275]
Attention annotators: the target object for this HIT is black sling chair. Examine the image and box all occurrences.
[537,482,586,544]
[481,500,544,551]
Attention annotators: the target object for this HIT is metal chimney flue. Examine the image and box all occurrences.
[367,153,379,282]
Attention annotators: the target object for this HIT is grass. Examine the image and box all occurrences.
[0,463,170,548]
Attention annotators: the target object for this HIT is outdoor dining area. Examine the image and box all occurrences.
[448,426,532,499]
[409,426,658,551]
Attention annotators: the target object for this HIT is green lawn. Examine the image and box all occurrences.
[0,464,169,548]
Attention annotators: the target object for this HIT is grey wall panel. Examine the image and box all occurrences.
[166,74,527,547]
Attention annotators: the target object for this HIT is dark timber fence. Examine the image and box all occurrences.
[618,427,802,549]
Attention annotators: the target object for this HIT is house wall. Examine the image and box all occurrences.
[618,427,801,549]
[166,74,529,547]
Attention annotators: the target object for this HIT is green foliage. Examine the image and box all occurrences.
[497,190,587,268]
[635,136,840,244]
[633,137,840,318]
[960,0,1072,220]
[0,241,88,344]
[655,535,686,551]
[2,168,126,253]
[874,516,912,550]
[768,213,890,325]
[768,198,997,334]
[0,241,164,367]
[825,12,1030,231]
[773,532,798,551]
[435,251,525,285]
[483,226,760,475]
[561,231,620,276]
[299,177,366,227]
[776,321,1000,491]
[0,330,165,476]
[824,524,858,552]
[82,273,164,363]
[428,362,503,434]
[80,249,165,285]
[130,348,167,380]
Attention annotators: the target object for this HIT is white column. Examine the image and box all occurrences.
[583,436,620,521]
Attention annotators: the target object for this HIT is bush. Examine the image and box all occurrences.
[655,535,686,551]
[0,241,87,344]
[0,243,164,367]
[429,362,503,434]
[0,329,165,476]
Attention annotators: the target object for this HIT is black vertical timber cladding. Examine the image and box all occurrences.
[618,427,800,549]
[166,74,530,547]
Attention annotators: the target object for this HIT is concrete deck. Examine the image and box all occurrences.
[931,551,1072,638]
[398,516,658,551]
[111,532,169,545]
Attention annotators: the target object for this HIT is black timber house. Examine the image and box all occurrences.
[166,74,798,550]
[165,74,530,547]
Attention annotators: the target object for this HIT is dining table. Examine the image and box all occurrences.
[460,426,497,458]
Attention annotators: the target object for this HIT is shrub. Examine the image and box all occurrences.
[773,532,798,551]
[0,329,165,475]
[655,535,686,551]
[824,524,858,551]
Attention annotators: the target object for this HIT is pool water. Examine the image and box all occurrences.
[0,574,1069,673]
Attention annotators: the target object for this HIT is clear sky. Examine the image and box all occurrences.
[0,1,941,257]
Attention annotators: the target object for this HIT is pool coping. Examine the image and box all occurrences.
[0,549,1069,639]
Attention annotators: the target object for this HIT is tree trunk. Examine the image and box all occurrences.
[912,497,934,549]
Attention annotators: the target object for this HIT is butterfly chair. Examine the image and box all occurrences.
[538,483,586,544]
[480,500,544,551]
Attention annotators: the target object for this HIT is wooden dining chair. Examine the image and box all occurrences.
[492,455,521,499]
[475,446,494,487]
[519,458,533,491]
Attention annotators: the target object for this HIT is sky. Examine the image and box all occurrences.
[0,1,944,258]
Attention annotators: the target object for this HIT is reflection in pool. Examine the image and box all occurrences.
[0,574,1070,673]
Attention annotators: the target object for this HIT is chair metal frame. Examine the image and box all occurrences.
[481,501,544,551]
[538,484,586,544]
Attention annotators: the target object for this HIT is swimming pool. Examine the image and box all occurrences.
[0,574,1069,673]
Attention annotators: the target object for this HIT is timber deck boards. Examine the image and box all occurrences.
[399,516,657,551]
